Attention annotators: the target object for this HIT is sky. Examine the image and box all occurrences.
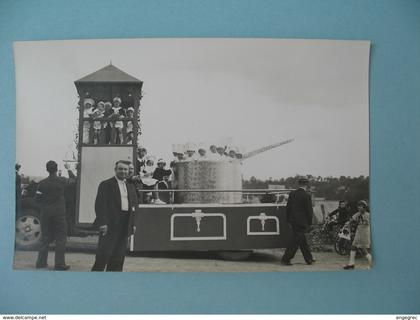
[14,38,370,179]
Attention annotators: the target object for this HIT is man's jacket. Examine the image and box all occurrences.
[286,187,314,231]
[94,177,138,234]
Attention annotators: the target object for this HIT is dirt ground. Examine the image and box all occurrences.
[13,236,371,272]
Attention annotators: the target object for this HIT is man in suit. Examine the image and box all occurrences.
[91,160,138,272]
[35,161,75,270]
[281,176,315,265]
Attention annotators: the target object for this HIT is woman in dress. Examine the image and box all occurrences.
[343,200,373,270]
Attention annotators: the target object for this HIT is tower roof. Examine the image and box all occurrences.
[75,64,142,84]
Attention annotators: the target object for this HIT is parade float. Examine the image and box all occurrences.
[16,64,296,259]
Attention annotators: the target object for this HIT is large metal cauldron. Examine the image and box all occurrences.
[174,160,242,204]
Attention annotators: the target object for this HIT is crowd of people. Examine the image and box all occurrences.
[171,142,245,162]
[280,177,372,270]
[133,142,248,204]
[16,156,371,272]
[82,96,135,145]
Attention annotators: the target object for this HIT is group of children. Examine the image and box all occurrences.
[135,147,173,204]
[82,96,135,145]
[171,143,246,162]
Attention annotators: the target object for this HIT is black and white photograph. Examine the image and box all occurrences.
[14,38,371,272]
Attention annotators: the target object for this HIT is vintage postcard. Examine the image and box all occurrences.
[14,38,371,272]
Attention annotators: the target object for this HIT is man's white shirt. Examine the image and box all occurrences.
[115,177,129,211]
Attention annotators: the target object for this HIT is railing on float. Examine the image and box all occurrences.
[137,188,295,205]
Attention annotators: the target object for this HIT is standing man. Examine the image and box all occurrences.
[35,161,74,270]
[91,160,138,272]
[281,176,315,266]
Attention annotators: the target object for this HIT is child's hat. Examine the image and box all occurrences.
[186,142,196,151]
[357,200,368,208]
[113,96,122,103]
[127,107,134,112]
[145,156,156,163]
[198,143,207,151]
[83,98,95,107]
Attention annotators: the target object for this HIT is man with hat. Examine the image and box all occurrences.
[281,176,315,266]
[35,160,75,270]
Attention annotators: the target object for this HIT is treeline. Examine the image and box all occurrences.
[243,175,369,204]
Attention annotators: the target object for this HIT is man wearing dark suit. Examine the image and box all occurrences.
[281,177,315,265]
[35,161,75,270]
[91,160,138,272]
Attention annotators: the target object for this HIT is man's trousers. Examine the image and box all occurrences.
[91,213,129,272]
[282,227,313,263]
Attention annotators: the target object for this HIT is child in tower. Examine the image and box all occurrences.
[92,101,105,144]
[111,96,125,144]
[82,98,95,144]
[126,107,135,144]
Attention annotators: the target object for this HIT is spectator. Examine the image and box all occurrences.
[343,200,373,270]
[35,160,75,271]
[208,144,219,160]
[103,101,113,144]
[216,145,226,160]
[136,147,147,175]
[126,107,134,144]
[185,142,198,161]
[327,200,350,230]
[153,159,172,204]
[91,160,138,272]
[92,107,104,145]
[111,97,125,144]
[15,163,22,215]
[140,156,158,203]
[197,143,207,159]
[82,98,95,144]
[281,176,315,266]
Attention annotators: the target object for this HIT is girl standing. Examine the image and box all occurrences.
[343,200,373,270]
